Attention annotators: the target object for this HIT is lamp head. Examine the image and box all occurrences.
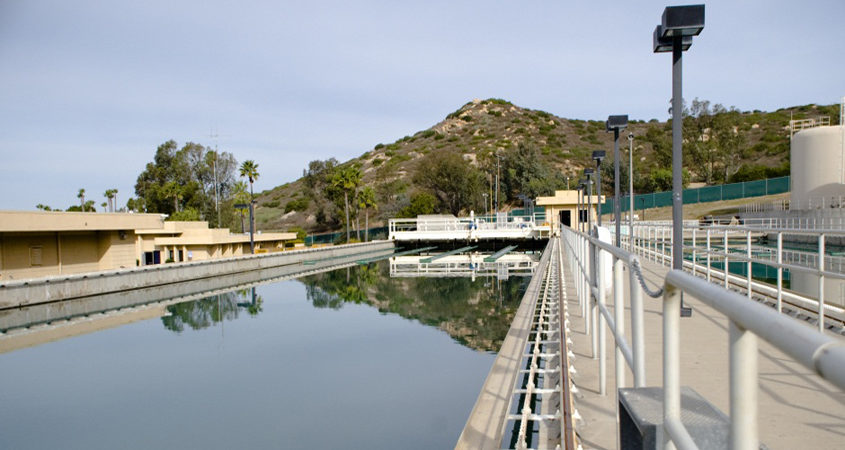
[653,26,693,52]
[661,4,705,37]
[606,115,628,132]
[591,150,606,163]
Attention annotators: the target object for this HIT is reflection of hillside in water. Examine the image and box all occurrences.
[300,261,527,352]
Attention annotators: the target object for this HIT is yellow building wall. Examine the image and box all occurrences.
[97,231,137,270]
[0,233,61,280]
[58,233,100,275]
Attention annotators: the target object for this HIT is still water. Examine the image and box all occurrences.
[0,260,527,449]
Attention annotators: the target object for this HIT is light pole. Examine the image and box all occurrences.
[578,178,587,232]
[628,133,635,249]
[576,183,583,232]
[482,193,488,216]
[592,151,606,226]
[654,4,704,317]
[607,115,628,247]
[585,169,595,233]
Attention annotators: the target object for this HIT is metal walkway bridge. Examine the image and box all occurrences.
[458,225,845,449]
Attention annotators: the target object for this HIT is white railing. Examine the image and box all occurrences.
[625,222,845,332]
[561,226,647,398]
[662,270,845,450]
[563,224,845,449]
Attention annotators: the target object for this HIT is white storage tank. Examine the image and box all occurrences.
[790,124,845,207]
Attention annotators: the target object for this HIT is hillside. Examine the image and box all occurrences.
[254,98,839,234]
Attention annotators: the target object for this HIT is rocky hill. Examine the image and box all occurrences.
[254,98,839,234]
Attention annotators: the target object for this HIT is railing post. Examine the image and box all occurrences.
[614,256,625,392]
[662,282,681,450]
[597,246,607,395]
[692,227,697,277]
[706,228,711,282]
[818,234,826,333]
[776,232,783,313]
[724,229,730,289]
[746,230,753,299]
[629,257,646,388]
[730,320,758,450]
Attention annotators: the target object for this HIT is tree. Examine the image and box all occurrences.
[331,165,362,242]
[104,188,118,212]
[358,186,377,241]
[414,152,483,216]
[77,188,86,211]
[397,192,438,218]
[500,143,565,203]
[239,160,260,235]
[36,204,53,211]
[135,140,238,221]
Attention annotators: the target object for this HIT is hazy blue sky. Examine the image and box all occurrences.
[1,0,843,211]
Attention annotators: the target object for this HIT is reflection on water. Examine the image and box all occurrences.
[0,256,530,449]
[161,288,263,333]
[300,261,528,351]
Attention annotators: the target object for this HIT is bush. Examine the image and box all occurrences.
[284,197,310,213]
[262,200,280,208]
[168,208,201,221]
[397,192,439,218]
[374,143,384,150]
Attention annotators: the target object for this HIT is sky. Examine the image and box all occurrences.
[1,0,843,211]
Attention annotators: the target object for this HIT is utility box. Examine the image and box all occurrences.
[618,387,765,450]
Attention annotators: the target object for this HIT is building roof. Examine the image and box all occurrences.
[536,190,604,206]
[0,210,166,232]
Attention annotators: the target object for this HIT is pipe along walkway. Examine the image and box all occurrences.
[457,237,577,450]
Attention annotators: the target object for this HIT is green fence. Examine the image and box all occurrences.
[305,226,388,245]
[600,176,790,214]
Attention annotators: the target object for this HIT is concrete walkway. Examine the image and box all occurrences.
[565,254,845,449]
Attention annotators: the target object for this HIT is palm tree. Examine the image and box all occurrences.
[104,189,118,212]
[239,160,260,200]
[239,160,260,236]
[331,166,361,242]
[77,188,86,211]
[100,202,108,212]
[358,186,377,242]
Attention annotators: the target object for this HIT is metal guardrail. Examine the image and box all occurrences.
[626,222,845,332]
[562,224,845,449]
[662,270,845,450]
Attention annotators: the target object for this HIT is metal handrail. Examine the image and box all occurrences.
[662,270,845,449]
[564,223,845,449]
[627,222,845,332]
[561,226,647,398]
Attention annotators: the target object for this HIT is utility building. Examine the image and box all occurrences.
[536,190,603,232]
[0,211,295,281]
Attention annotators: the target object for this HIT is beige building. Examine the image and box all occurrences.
[0,211,296,281]
[536,190,604,231]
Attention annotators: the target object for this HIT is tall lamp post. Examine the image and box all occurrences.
[654,4,704,317]
[591,151,606,227]
[628,133,635,249]
[607,115,628,247]
[576,182,583,232]
[584,169,595,233]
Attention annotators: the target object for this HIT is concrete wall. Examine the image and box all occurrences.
[0,240,395,309]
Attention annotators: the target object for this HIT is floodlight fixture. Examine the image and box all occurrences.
[661,4,705,37]
[591,150,606,162]
[606,115,629,132]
